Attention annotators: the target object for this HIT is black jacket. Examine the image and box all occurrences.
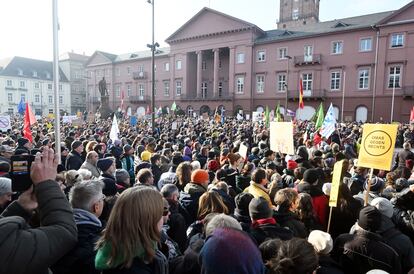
[66,150,83,171]
[273,210,308,238]
[167,199,188,253]
[249,221,293,246]
[152,164,163,187]
[179,183,206,225]
[329,197,362,240]
[317,254,344,274]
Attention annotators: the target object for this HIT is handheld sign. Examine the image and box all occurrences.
[238,143,248,160]
[0,116,11,132]
[130,116,137,127]
[357,124,398,171]
[327,160,344,233]
[269,122,295,155]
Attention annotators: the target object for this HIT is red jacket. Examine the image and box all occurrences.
[312,195,328,229]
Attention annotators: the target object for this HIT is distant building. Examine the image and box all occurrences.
[60,52,89,114]
[278,0,320,29]
[0,57,71,116]
[86,1,414,122]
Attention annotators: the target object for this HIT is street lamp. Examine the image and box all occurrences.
[147,0,159,135]
[285,55,292,119]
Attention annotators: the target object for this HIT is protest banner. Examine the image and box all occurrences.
[269,122,295,155]
[238,143,248,160]
[0,116,11,132]
[327,160,344,233]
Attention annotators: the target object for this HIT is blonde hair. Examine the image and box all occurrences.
[96,186,163,268]
[86,141,98,153]
[197,191,229,220]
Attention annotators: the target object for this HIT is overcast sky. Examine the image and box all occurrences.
[0,0,411,60]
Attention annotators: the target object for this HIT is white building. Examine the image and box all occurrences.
[0,56,71,116]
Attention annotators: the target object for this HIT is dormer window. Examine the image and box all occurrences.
[32,71,38,77]
[18,69,23,76]
[46,72,51,79]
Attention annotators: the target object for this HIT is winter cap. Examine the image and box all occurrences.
[308,230,333,255]
[370,197,393,218]
[115,169,130,183]
[303,168,319,184]
[141,151,151,162]
[17,137,29,147]
[207,160,220,172]
[249,197,272,220]
[364,177,384,193]
[358,206,382,232]
[322,183,332,196]
[395,178,409,192]
[0,145,13,153]
[71,140,83,150]
[123,144,133,153]
[191,169,209,185]
[234,192,254,217]
[0,177,12,195]
[97,157,114,172]
[172,154,184,166]
[287,160,298,170]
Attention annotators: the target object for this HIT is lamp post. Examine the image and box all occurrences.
[285,55,292,120]
[147,0,159,135]
[390,76,397,123]
[52,0,61,163]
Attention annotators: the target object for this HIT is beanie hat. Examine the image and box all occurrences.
[395,178,409,192]
[308,230,333,255]
[0,177,12,195]
[322,183,332,196]
[370,197,393,218]
[199,228,265,274]
[115,169,130,183]
[364,177,384,193]
[71,140,83,150]
[191,169,209,185]
[358,206,382,232]
[141,151,151,162]
[234,192,254,217]
[123,144,133,153]
[249,197,272,220]
[207,160,220,172]
[303,168,319,184]
[287,160,298,170]
[17,137,29,147]
[97,157,114,172]
[172,155,184,166]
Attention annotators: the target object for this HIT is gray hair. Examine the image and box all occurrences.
[160,183,179,199]
[78,169,92,180]
[205,213,242,236]
[69,180,104,212]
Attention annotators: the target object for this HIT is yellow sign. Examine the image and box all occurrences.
[269,122,295,155]
[357,124,398,171]
[329,160,344,207]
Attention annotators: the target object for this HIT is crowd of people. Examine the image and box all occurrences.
[0,114,414,274]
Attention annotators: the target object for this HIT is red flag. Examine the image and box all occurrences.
[23,103,34,142]
[313,131,322,146]
[146,105,150,115]
[120,90,125,112]
[410,106,414,122]
[299,78,304,109]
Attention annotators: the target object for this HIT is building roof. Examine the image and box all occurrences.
[0,56,69,82]
[115,47,170,62]
[96,51,117,62]
[60,52,90,63]
[256,10,393,44]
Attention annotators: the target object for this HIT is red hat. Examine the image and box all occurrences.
[207,160,220,172]
[191,169,210,185]
[287,160,298,170]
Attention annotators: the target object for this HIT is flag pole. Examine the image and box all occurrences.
[52,0,61,163]
[341,71,346,122]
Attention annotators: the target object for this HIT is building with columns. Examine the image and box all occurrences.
[86,1,414,122]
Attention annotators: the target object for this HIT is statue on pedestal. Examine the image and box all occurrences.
[97,77,112,119]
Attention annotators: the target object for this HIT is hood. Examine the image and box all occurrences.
[184,183,206,195]
[73,208,102,227]
[377,214,396,234]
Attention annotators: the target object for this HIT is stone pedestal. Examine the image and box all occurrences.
[99,95,112,119]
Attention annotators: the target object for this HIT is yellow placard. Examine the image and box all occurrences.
[329,160,344,207]
[269,122,295,155]
[357,124,398,171]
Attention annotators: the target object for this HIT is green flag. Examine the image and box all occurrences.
[265,106,270,127]
[171,101,177,112]
[315,103,324,129]
[275,103,282,122]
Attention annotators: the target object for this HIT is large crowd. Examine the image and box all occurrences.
[0,114,414,274]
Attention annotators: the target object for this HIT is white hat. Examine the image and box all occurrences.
[370,197,393,218]
[0,177,12,195]
[322,183,332,196]
[308,230,333,255]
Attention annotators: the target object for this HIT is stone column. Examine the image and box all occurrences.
[196,50,203,98]
[228,46,236,98]
[213,48,219,98]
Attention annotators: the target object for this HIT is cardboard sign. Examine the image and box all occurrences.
[329,160,344,207]
[269,122,295,155]
[238,143,248,160]
[71,118,83,127]
[245,114,250,120]
[357,124,398,171]
[0,116,11,132]
[252,112,261,122]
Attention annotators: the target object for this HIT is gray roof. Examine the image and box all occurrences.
[256,11,394,44]
[96,51,117,62]
[0,56,69,82]
[115,47,170,62]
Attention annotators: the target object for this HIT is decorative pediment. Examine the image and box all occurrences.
[86,51,117,67]
[377,1,414,25]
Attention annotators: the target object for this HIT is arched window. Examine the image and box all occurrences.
[296,106,315,121]
[355,105,368,122]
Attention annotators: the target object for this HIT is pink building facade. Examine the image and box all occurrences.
[85,2,414,122]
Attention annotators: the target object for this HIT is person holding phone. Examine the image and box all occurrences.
[0,148,78,274]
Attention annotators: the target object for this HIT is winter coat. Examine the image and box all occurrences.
[249,218,293,246]
[80,161,101,178]
[151,164,163,187]
[99,173,118,196]
[52,208,103,274]
[244,183,272,208]
[166,199,188,252]
[236,174,251,191]
[329,197,362,240]
[121,155,135,182]
[332,229,402,274]
[179,183,207,224]
[273,210,308,238]
[234,212,251,232]
[66,150,84,170]
[317,254,344,274]
[0,180,78,274]
[393,148,414,170]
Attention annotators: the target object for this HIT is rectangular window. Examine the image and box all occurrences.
[236,77,244,94]
[202,61,207,70]
[59,96,63,104]
[302,73,313,91]
[388,66,401,88]
[139,84,144,97]
[278,48,288,59]
[257,51,266,62]
[201,82,207,98]
[127,84,131,96]
[116,68,121,76]
[236,53,245,64]
[256,75,265,93]
[176,60,182,70]
[32,71,38,77]
[359,38,372,52]
[8,108,13,114]
[6,80,12,86]
[218,82,223,97]
[35,109,42,115]
[164,62,170,71]
[115,86,120,97]
[48,95,53,103]
[127,66,131,75]
[358,69,370,89]
[332,41,343,54]
[175,81,182,95]
[292,9,299,20]
[138,65,144,73]
[277,74,287,92]
[35,94,40,103]
[330,71,341,90]
[49,109,54,114]
[48,83,52,90]
[20,81,25,88]
[74,71,80,79]
[7,93,12,102]
[164,81,170,97]
[59,84,62,91]
[34,82,40,89]
[391,33,404,48]
[21,94,25,102]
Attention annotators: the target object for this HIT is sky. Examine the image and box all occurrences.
[0,0,412,61]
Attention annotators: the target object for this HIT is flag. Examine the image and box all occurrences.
[109,114,120,141]
[120,90,125,112]
[127,107,132,117]
[171,101,177,112]
[23,103,36,142]
[313,131,322,146]
[275,103,282,122]
[286,109,296,117]
[265,106,270,127]
[320,103,336,139]
[220,107,225,124]
[156,106,162,116]
[410,106,414,122]
[146,105,151,115]
[315,103,324,130]
[214,107,220,123]
[299,78,304,109]
[17,98,25,115]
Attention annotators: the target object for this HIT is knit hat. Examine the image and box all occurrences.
[308,230,333,255]
[234,192,254,217]
[207,160,220,172]
[303,168,319,184]
[123,144,133,153]
[115,169,130,183]
[395,178,409,192]
[71,140,83,150]
[191,169,209,185]
[322,183,332,196]
[141,151,151,162]
[249,197,272,220]
[172,155,184,166]
[358,206,382,231]
[370,197,393,218]
[287,160,298,170]
[97,157,114,172]
[364,177,384,193]
[17,137,29,147]
[0,177,12,195]
[199,228,265,274]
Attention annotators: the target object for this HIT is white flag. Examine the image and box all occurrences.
[109,114,120,141]
[320,103,336,139]
[127,107,132,117]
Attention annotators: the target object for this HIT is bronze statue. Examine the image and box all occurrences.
[98,77,108,97]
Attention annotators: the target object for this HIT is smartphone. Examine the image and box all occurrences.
[10,155,35,192]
